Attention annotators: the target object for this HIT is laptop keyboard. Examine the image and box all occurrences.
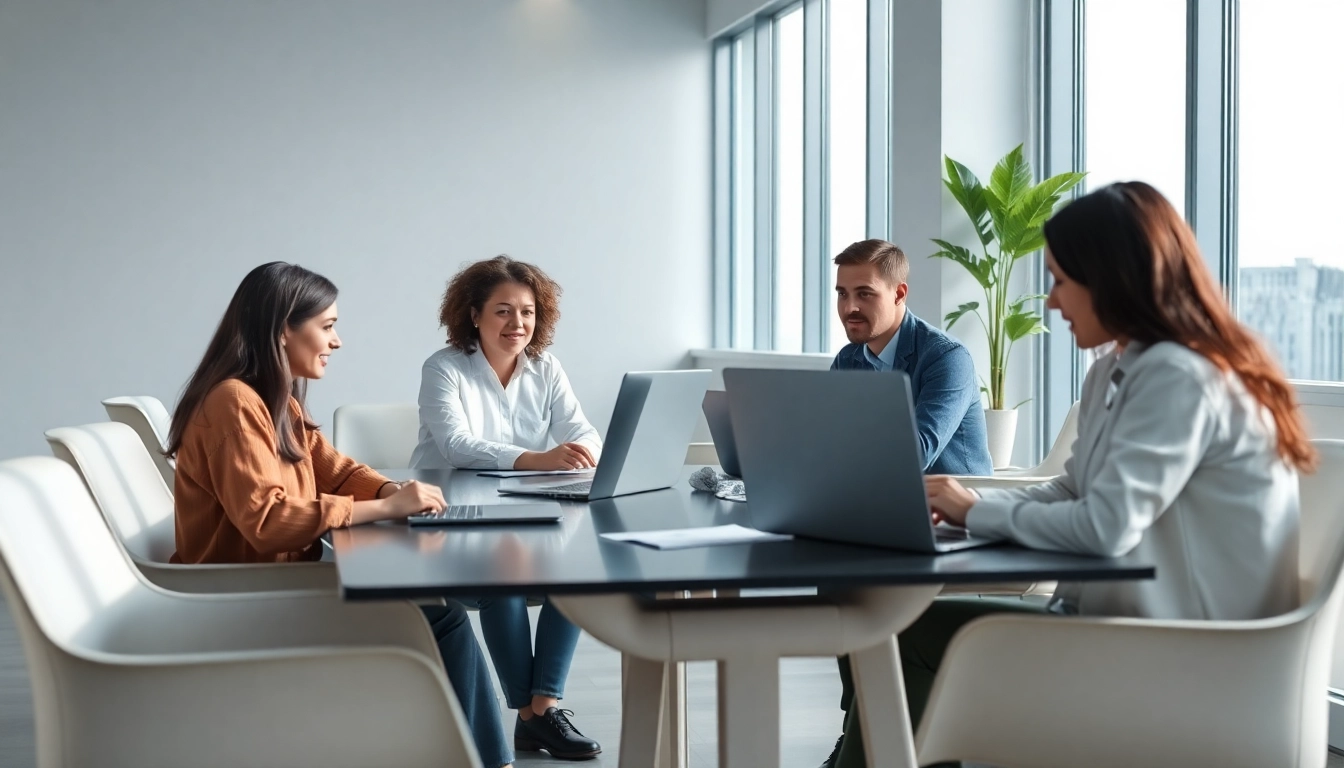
[934,526,970,542]
[410,505,485,522]
[544,481,593,495]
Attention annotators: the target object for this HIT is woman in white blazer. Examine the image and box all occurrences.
[828,182,1317,768]
[410,256,602,761]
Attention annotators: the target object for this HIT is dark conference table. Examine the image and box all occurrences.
[330,467,1154,768]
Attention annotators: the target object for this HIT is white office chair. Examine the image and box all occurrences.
[332,403,420,468]
[916,439,1344,768]
[103,395,175,488]
[0,455,481,768]
[993,400,1081,479]
[46,422,335,593]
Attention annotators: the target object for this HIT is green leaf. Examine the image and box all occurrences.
[982,184,1010,259]
[1013,230,1047,258]
[1002,171,1087,255]
[1018,171,1087,226]
[930,239,996,289]
[1004,311,1048,342]
[1009,293,1047,313]
[943,157,993,247]
[988,145,1032,210]
[944,301,981,331]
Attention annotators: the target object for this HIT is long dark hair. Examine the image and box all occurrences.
[166,262,339,463]
[1045,182,1315,471]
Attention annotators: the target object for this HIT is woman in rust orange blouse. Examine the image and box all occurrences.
[166,261,514,768]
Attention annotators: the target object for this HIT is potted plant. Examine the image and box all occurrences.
[931,145,1085,468]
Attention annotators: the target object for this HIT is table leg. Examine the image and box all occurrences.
[660,661,687,768]
[716,655,779,768]
[620,653,668,767]
[851,634,917,768]
[553,585,941,768]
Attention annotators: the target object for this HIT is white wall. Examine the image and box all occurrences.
[707,0,771,37]
[939,0,1037,465]
[0,0,712,460]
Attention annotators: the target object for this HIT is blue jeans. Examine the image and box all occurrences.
[421,603,513,768]
[461,595,581,710]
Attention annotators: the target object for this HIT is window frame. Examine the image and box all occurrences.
[712,0,893,353]
[1035,0,1239,448]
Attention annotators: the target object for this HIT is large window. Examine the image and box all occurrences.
[1083,0,1186,212]
[714,0,888,353]
[775,7,805,353]
[826,0,869,353]
[1236,0,1344,383]
[1041,0,1344,451]
[729,33,755,348]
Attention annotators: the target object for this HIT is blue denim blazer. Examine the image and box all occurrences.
[831,310,993,476]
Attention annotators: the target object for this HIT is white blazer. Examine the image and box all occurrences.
[409,347,602,470]
[968,341,1300,620]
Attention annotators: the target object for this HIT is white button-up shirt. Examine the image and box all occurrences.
[409,346,603,470]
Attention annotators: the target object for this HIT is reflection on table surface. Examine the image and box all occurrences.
[329,467,1155,599]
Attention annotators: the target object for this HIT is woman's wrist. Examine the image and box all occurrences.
[513,452,538,471]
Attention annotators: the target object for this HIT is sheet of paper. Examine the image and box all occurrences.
[476,469,593,478]
[600,524,792,550]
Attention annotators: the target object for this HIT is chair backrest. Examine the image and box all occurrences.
[1298,441,1344,599]
[45,422,177,564]
[102,395,175,488]
[1031,400,1081,477]
[1301,440,1344,700]
[332,403,420,468]
[0,457,147,650]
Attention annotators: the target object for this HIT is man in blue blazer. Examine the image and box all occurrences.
[830,238,993,475]
[824,239,992,768]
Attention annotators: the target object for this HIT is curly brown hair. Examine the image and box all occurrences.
[439,255,562,359]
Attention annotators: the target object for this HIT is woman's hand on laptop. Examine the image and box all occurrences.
[354,480,446,524]
[516,443,597,471]
[925,476,977,527]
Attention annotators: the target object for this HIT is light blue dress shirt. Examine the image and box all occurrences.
[861,332,900,371]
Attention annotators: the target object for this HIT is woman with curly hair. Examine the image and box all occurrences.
[410,255,602,761]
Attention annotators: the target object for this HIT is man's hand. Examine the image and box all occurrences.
[515,443,597,471]
[924,475,978,527]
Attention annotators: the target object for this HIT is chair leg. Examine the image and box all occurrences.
[717,655,779,768]
[851,635,918,768]
[620,653,668,768]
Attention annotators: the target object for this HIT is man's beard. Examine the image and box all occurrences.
[843,314,874,342]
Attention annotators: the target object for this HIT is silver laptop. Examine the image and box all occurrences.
[498,369,712,501]
[723,368,995,553]
[701,390,741,477]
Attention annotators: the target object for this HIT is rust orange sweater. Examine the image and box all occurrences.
[172,379,389,564]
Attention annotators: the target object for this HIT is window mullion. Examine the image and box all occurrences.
[802,0,825,353]
[713,41,732,349]
[865,0,890,241]
[1186,0,1239,300]
[1038,0,1085,462]
[754,18,775,351]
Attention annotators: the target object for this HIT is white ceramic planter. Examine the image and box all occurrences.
[984,408,1019,469]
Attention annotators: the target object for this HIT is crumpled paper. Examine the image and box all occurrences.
[688,466,746,502]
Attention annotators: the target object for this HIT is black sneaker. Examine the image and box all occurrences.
[514,707,602,761]
[820,735,844,768]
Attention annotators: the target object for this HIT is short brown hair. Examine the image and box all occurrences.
[438,255,561,359]
[833,239,909,286]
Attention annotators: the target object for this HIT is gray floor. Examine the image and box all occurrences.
[1,595,1341,768]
